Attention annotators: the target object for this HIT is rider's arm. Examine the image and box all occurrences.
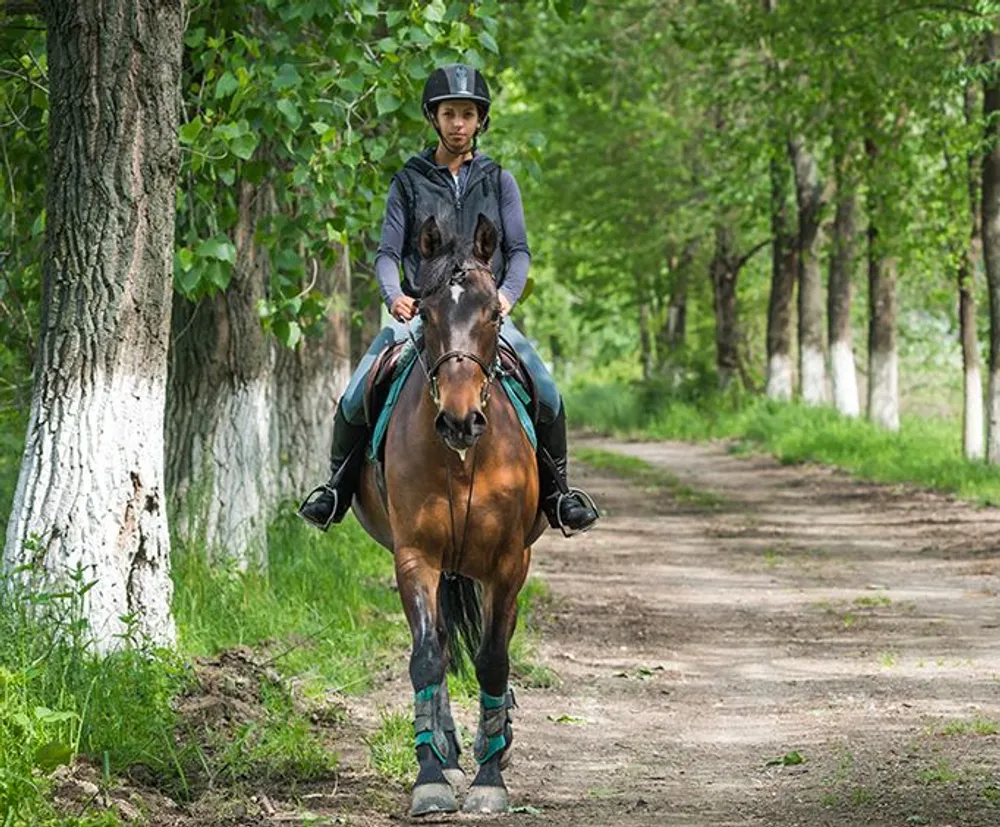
[375,179,407,309]
[498,169,531,310]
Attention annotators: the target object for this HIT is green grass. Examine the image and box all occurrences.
[366,708,416,784]
[172,511,407,695]
[566,381,1000,505]
[572,446,722,508]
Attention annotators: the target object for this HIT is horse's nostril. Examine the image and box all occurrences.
[466,410,488,437]
[435,411,456,438]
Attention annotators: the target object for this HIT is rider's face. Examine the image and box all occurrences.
[435,101,481,152]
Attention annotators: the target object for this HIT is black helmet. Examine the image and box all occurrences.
[422,63,491,133]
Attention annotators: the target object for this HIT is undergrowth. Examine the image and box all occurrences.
[566,380,1000,505]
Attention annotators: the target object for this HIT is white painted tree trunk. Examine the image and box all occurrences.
[765,353,794,401]
[800,345,827,405]
[4,0,182,650]
[965,365,985,460]
[830,341,861,418]
[868,346,899,431]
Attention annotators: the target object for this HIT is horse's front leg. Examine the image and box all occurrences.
[395,549,461,817]
[464,550,529,814]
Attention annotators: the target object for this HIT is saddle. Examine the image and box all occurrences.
[362,337,539,460]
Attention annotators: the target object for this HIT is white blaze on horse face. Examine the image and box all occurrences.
[450,283,464,305]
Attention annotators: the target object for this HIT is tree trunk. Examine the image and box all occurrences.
[828,156,860,418]
[166,182,275,567]
[766,154,797,400]
[3,0,182,649]
[963,83,985,460]
[984,28,1000,461]
[865,137,900,431]
[788,137,827,405]
[657,238,695,372]
[272,248,352,501]
[638,301,653,380]
[710,224,739,389]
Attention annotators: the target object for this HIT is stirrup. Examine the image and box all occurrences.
[298,484,339,532]
[555,488,600,538]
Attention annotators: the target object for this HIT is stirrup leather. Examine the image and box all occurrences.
[555,487,600,538]
[298,484,339,531]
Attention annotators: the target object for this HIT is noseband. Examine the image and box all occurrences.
[423,264,501,410]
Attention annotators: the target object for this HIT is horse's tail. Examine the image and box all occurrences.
[438,573,482,675]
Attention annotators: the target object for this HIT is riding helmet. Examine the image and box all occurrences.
[422,63,491,133]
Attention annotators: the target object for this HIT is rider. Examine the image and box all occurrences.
[299,63,599,536]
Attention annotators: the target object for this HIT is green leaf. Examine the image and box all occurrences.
[229,132,259,161]
[386,9,406,26]
[34,741,73,771]
[376,87,401,115]
[424,0,446,22]
[178,116,204,145]
[478,32,499,54]
[214,71,239,99]
[766,751,806,767]
[273,63,303,91]
[177,247,194,272]
[360,0,378,15]
[184,27,205,49]
[276,98,302,130]
[196,237,237,264]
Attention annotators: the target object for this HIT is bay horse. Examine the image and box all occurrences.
[353,213,547,816]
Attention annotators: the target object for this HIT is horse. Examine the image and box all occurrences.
[352,213,547,816]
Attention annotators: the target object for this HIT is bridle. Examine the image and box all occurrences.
[406,260,503,574]
[411,263,502,412]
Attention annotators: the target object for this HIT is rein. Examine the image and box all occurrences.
[410,261,503,572]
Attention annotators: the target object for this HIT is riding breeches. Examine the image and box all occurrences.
[338,318,561,427]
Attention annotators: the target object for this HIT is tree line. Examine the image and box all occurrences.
[4,0,1000,647]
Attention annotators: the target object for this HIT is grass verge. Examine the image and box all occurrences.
[573,446,723,508]
[567,381,1000,505]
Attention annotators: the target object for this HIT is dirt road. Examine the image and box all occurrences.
[334,437,1000,826]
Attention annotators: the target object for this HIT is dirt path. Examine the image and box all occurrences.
[331,437,1000,826]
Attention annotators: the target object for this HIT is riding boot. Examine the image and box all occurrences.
[298,405,368,531]
[535,404,600,536]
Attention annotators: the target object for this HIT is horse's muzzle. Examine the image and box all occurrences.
[435,408,488,449]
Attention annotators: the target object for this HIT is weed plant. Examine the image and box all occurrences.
[566,380,1000,505]
[172,509,407,693]
[0,566,188,826]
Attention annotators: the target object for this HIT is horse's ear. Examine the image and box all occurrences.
[472,213,497,263]
[418,216,443,259]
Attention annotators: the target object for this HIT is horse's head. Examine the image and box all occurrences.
[416,213,502,454]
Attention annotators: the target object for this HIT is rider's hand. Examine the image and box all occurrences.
[391,295,418,322]
[499,294,512,316]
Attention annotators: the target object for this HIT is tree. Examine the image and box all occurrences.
[4,0,183,649]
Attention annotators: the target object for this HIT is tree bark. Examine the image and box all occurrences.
[788,137,827,405]
[962,82,985,460]
[271,248,352,502]
[865,138,900,431]
[984,27,1000,462]
[638,301,653,380]
[3,0,182,649]
[828,150,860,418]
[710,224,740,389]
[657,238,696,372]
[166,182,275,567]
[765,154,797,400]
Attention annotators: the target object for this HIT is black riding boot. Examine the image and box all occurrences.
[298,405,368,531]
[536,404,600,536]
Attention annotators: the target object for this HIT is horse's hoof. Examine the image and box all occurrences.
[410,782,458,817]
[462,785,509,814]
[443,767,467,792]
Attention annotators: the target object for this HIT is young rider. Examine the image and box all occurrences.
[299,63,599,536]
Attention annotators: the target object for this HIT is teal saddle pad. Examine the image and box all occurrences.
[368,348,537,461]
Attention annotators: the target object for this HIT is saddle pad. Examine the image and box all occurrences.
[368,355,537,461]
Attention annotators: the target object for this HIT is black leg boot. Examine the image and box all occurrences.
[298,405,369,531]
[536,404,600,536]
